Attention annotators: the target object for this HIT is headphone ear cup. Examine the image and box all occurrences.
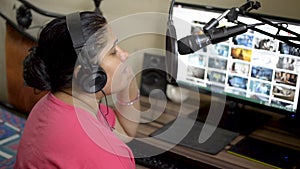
[165,21,178,83]
[76,66,107,93]
[93,67,107,92]
[66,12,107,93]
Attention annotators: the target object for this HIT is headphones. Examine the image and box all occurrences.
[165,0,178,84]
[66,12,107,93]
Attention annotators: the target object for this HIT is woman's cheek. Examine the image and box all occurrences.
[109,69,127,92]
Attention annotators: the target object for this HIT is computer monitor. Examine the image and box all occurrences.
[170,2,300,133]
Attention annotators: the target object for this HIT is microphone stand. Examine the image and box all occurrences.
[203,0,300,49]
[226,1,300,48]
[240,13,300,49]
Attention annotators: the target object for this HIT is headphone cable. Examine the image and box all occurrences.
[58,89,113,131]
[99,90,114,131]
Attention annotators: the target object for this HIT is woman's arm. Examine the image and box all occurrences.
[113,76,141,142]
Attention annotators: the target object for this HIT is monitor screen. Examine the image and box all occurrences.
[172,2,300,116]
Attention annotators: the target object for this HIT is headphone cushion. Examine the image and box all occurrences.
[166,22,178,83]
[166,23,177,53]
[76,66,107,93]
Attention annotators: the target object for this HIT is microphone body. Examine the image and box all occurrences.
[178,25,248,55]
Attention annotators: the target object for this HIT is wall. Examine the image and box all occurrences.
[0,0,299,104]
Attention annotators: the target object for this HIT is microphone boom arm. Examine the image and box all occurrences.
[241,12,300,48]
[226,1,300,48]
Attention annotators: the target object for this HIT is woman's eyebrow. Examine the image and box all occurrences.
[113,39,118,47]
[109,39,118,51]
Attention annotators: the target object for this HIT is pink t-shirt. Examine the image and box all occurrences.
[14,93,135,169]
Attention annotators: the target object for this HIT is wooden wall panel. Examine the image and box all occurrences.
[5,23,46,114]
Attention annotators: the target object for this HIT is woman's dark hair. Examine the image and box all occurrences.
[23,11,107,92]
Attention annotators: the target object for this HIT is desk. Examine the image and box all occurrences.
[134,93,300,169]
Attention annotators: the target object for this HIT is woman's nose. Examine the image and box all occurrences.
[117,46,129,61]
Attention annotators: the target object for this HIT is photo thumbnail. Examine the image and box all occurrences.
[226,88,247,97]
[228,75,248,90]
[279,42,300,56]
[229,61,250,76]
[187,66,205,79]
[249,80,271,95]
[232,34,254,48]
[276,56,300,71]
[252,51,277,67]
[271,99,294,110]
[207,70,226,84]
[251,66,273,81]
[231,47,252,62]
[254,37,277,52]
[249,94,269,102]
[208,44,230,57]
[272,85,295,102]
[274,71,297,86]
[188,52,207,67]
[208,56,227,70]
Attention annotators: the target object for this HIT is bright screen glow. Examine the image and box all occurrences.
[173,3,300,113]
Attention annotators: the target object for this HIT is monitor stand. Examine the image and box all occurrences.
[189,100,272,135]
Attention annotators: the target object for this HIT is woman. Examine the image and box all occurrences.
[14,11,140,169]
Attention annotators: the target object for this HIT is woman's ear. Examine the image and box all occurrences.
[74,65,82,79]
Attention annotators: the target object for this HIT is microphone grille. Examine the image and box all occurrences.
[177,36,195,55]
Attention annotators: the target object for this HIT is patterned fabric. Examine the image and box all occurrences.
[0,107,26,169]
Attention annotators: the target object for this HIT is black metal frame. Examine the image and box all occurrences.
[231,1,300,48]
[0,0,103,41]
[0,0,64,41]
[0,11,36,41]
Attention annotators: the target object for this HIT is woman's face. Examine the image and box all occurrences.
[98,27,131,94]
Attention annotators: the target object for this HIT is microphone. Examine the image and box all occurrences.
[177,24,248,55]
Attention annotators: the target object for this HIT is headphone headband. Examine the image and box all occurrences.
[168,0,176,22]
[66,12,85,52]
[65,12,107,93]
[166,0,178,83]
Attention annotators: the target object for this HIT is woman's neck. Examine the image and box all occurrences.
[54,89,100,118]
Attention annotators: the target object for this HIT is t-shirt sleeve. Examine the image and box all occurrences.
[98,104,116,127]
